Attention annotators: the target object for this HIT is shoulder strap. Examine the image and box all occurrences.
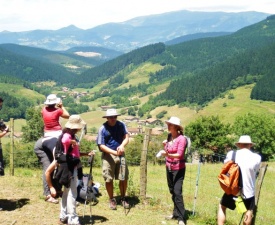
[232,150,236,162]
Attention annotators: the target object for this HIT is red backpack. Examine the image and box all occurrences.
[218,151,242,196]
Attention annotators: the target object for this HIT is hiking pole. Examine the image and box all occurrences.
[120,155,129,215]
[192,161,201,216]
[83,155,94,222]
[239,213,244,225]
[78,124,86,144]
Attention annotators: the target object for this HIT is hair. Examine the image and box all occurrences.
[0,98,3,103]
[46,104,56,108]
[237,143,253,149]
[62,127,77,138]
[167,129,183,142]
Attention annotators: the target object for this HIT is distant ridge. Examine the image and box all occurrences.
[0,10,269,52]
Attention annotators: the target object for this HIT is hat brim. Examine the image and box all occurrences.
[102,114,121,118]
[165,121,183,131]
[65,121,86,130]
[235,142,255,147]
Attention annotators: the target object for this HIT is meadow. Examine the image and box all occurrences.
[0,162,274,225]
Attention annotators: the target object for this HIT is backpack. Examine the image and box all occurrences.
[218,151,243,196]
[54,133,73,163]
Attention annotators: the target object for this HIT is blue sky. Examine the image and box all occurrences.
[1,0,274,32]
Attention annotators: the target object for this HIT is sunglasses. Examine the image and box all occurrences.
[108,116,117,119]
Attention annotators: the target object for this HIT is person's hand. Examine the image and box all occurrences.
[4,126,9,133]
[71,140,78,147]
[50,187,57,197]
[88,150,95,156]
[117,145,125,156]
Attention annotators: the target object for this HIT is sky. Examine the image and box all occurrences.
[1,0,275,32]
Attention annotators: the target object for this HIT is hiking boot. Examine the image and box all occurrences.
[58,218,67,225]
[121,197,130,209]
[109,198,117,210]
[178,220,185,225]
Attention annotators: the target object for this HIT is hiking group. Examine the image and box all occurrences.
[32,94,132,225]
[0,93,262,225]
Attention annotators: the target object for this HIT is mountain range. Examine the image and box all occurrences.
[0,12,275,122]
[0,10,270,52]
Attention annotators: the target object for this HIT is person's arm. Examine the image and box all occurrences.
[45,160,57,197]
[0,126,9,138]
[117,133,129,155]
[80,150,95,157]
[57,101,70,119]
[164,136,186,159]
[99,144,119,156]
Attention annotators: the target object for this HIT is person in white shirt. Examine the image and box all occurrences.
[217,135,261,225]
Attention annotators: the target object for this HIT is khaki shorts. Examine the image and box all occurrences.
[102,153,129,182]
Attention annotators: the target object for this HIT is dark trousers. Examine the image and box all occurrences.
[0,143,4,176]
[166,167,186,221]
[34,137,60,196]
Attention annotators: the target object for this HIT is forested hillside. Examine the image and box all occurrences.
[71,43,166,88]
[0,46,75,84]
[75,15,275,114]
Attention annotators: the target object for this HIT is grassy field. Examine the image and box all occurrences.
[0,162,274,225]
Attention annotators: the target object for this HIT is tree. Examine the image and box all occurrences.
[185,116,234,154]
[21,107,44,142]
[232,113,275,161]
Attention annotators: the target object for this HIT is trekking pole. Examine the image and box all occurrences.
[192,161,201,216]
[239,213,244,225]
[78,124,86,144]
[120,155,129,215]
[83,155,94,222]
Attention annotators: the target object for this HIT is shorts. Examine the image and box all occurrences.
[220,193,255,211]
[102,153,129,182]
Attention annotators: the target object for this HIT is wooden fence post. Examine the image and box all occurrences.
[139,128,152,202]
[9,118,14,176]
[251,162,268,225]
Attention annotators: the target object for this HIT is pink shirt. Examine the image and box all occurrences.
[62,133,80,158]
[165,135,186,170]
[42,107,63,131]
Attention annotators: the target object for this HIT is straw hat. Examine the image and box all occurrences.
[65,115,86,129]
[44,94,61,105]
[165,116,183,131]
[102,108,121,118]
[235,135,255,147]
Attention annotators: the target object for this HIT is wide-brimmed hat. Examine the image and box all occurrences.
[102,108,121,118]
[235,135,255,147]
[165,116,183,131]
[44,94,61,105]
[65,115,86,129]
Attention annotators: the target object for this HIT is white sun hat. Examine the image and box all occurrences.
[65,115,86,129]
[102,108,121,118]
[165,116,183,131]
[44,94,61,105]
[235,135,255,147]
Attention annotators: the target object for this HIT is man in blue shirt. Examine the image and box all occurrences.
[97,109,129,210]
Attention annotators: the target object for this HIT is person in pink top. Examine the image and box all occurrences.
[161,116,187,225]
[45,115,94,225]
[42,94,70,138]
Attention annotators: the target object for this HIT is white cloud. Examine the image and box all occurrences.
[0,0,274,32]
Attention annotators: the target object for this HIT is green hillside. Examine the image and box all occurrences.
[10,84,275,135]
